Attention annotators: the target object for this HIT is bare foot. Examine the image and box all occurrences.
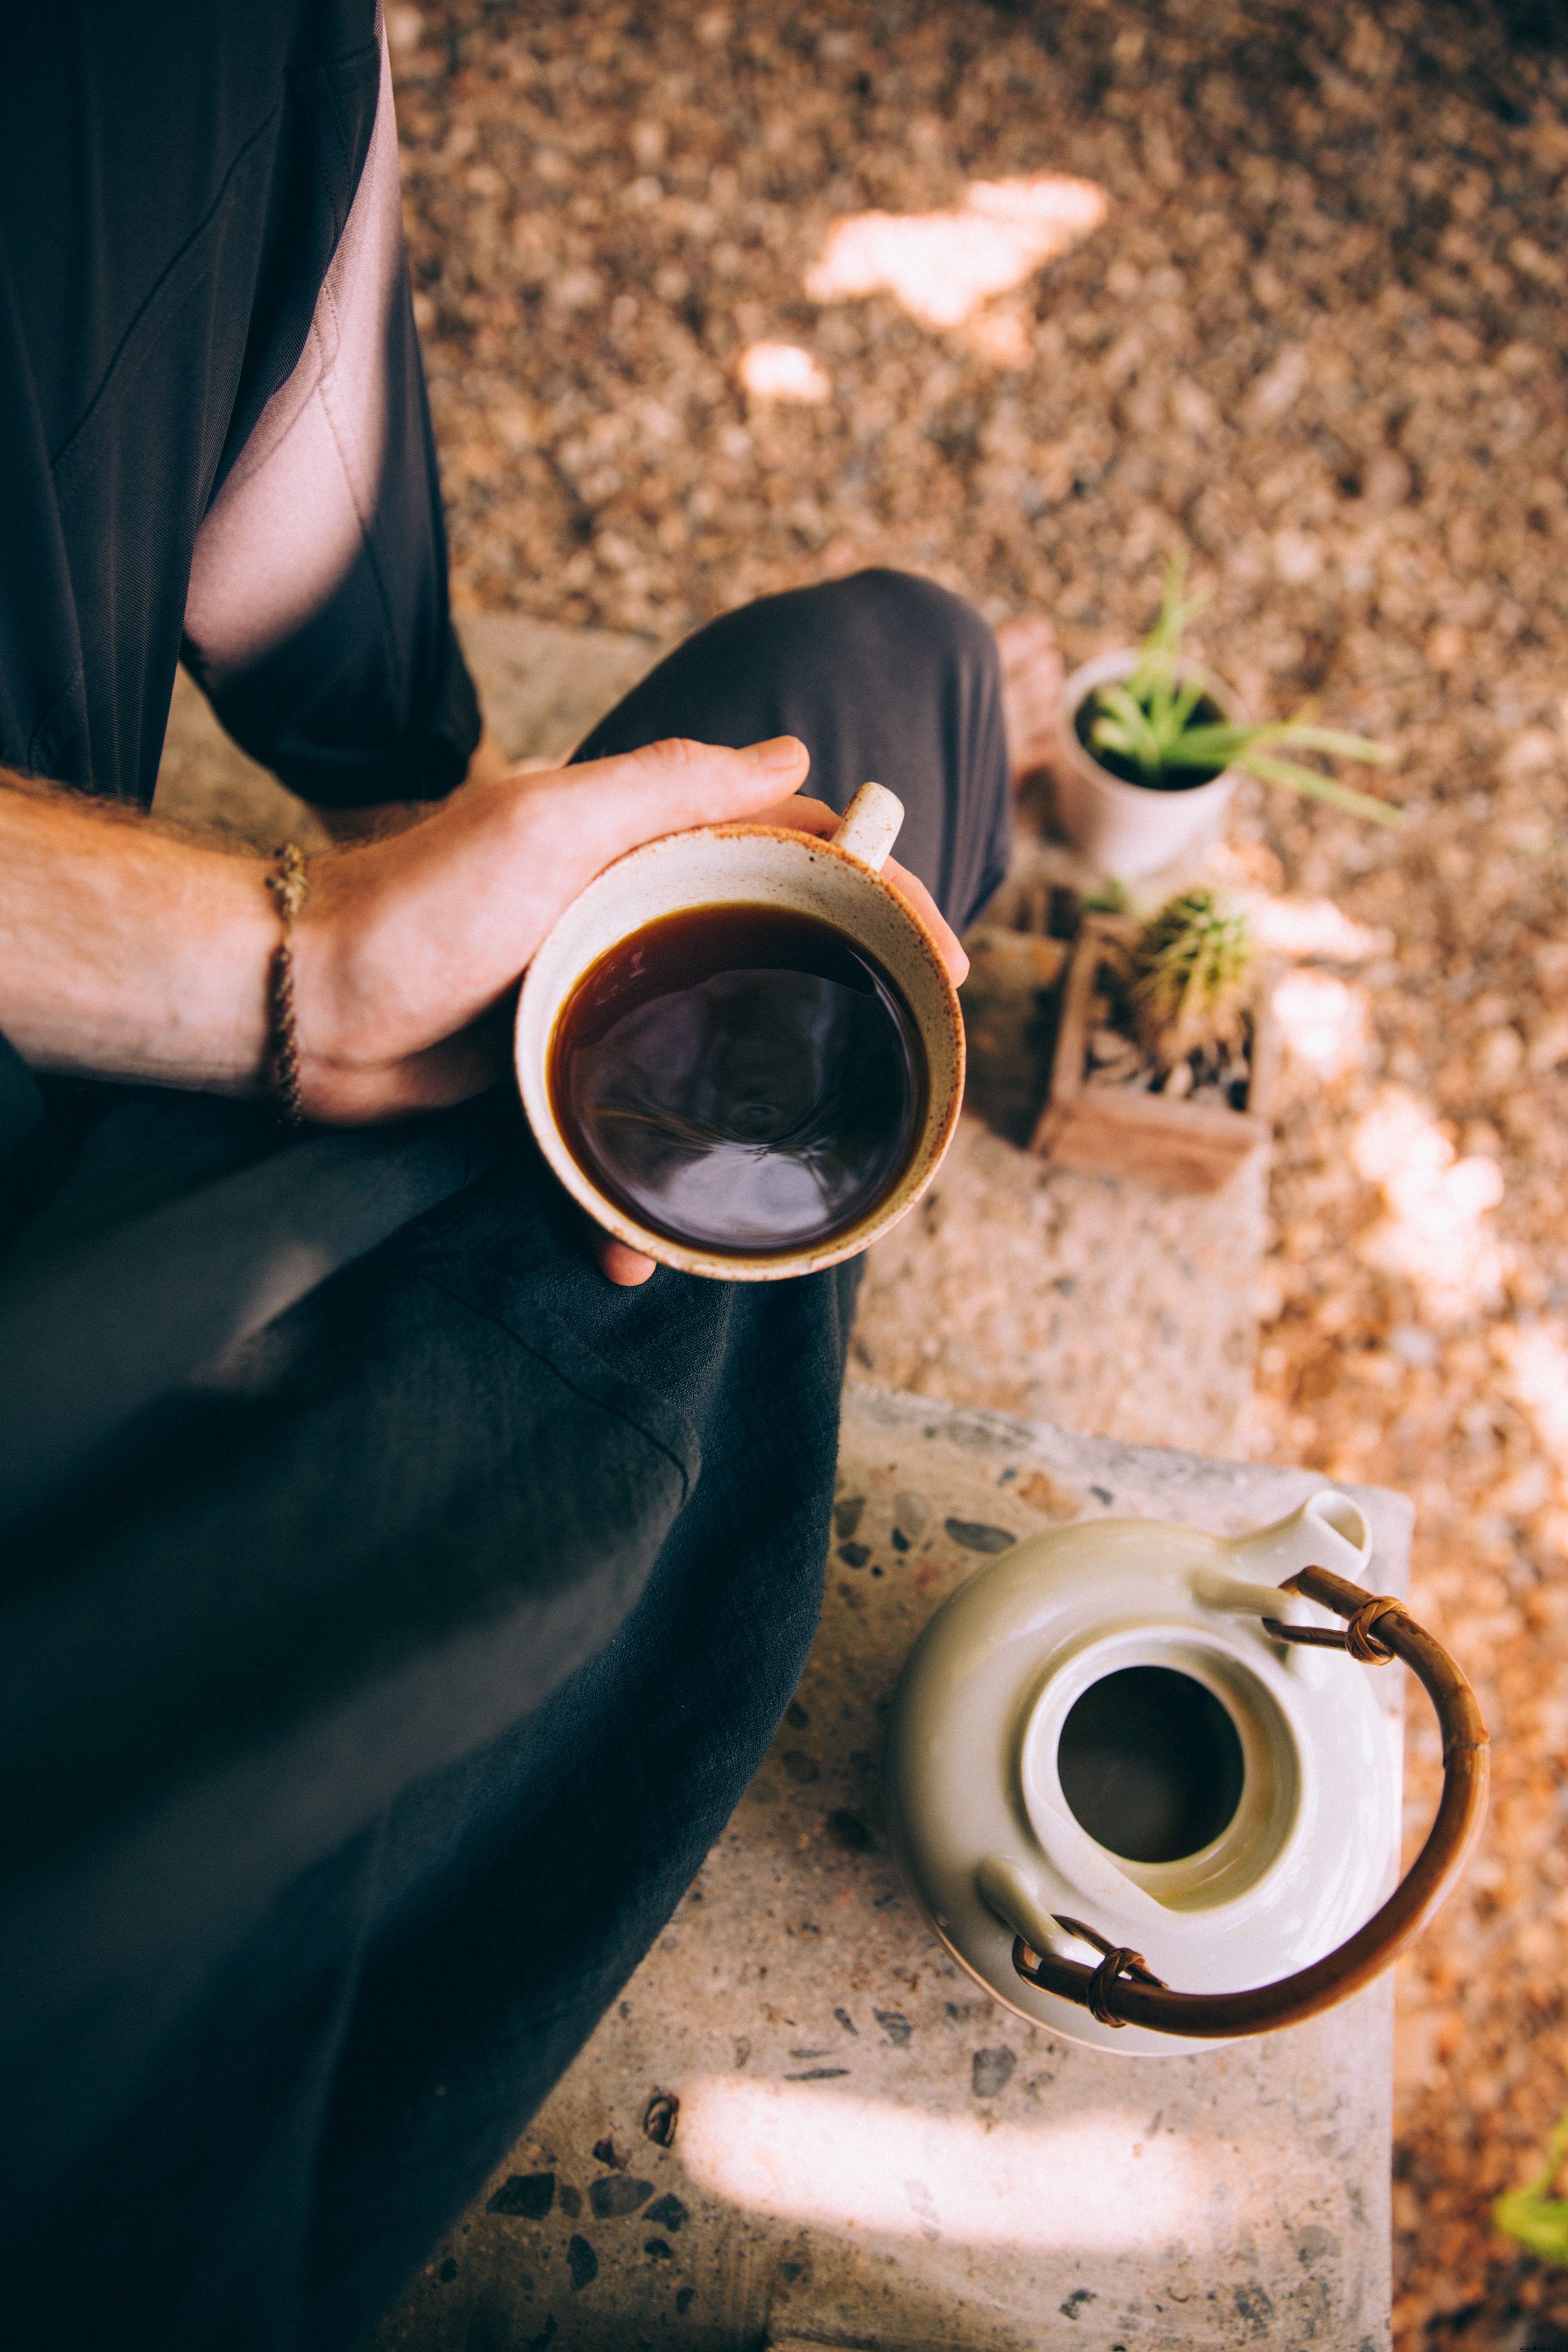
[996,615,1064,790]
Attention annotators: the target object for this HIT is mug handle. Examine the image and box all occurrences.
[831,782,904,873]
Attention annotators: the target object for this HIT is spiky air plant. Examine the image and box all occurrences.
[1084,562,1404,827]
[1129,886,1256,1069]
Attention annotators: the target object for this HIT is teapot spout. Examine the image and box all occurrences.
[1221,1488,1372,1589]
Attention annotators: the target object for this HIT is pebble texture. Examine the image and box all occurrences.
[371,1385,1412,2352]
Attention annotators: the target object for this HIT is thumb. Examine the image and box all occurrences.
[535,733,812,859]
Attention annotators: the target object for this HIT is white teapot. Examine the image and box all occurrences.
[883,1490,1487,2056]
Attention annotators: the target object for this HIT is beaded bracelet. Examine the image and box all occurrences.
[265,843,309,1128]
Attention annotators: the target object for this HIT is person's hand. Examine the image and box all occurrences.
[741,791,968,990]
[294,740,968,1283]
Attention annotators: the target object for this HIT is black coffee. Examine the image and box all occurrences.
[550,904,925,1256]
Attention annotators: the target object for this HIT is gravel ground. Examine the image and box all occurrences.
[393,3,1568,2342]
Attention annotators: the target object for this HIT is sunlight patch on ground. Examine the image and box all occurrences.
[1240,894,1394,963]
[1273,970,1369,1078]
[955,301,1035,368]
[735,340,832,402]
[676,2076,1210,2250]
[1351,1087,1506,1322]
[804,175,1108,330]
[1495,1323,1568,1470]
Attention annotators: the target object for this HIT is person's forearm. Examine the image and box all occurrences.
[0,777,278,1093]
[0,732,954,1149]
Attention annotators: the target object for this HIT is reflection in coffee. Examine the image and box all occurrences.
[550,904,925,1256]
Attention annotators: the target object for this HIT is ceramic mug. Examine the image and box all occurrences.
[514,783,965,1281]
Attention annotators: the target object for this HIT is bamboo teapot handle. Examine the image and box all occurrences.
[1011,1567,1489,2039]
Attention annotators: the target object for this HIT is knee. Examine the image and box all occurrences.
[831,567,1000,686]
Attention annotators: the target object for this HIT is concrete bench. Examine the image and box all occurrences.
[374,1385,1408,2352]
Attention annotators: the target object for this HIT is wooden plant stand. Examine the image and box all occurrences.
[1030,917,1278,1194]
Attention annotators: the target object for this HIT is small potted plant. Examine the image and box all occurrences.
[1031,886,1278,1193]
[1051,564,1402,877]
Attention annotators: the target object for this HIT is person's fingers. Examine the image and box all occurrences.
[745,793,839,835]
[525,761,966,983]
[585,1215,659,1286]
[310,737,964,1128]
[597,1237,659,1286]
[307,736,814,1090]
[879,859,968,987]
[527,734,812,865]
[747,794,969,987]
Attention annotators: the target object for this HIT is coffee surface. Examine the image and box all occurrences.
[550,904,924,1256]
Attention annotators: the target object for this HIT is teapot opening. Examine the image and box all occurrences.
[1057,1666,1245,1866]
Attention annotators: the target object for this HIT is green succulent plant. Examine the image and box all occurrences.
[1129,885,1256,1064]
[1495,2110,1568,2267]
[1084,561,1404,826]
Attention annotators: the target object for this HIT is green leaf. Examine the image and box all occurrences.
[1496,2112,1568,2267]
[1096,683,1153,733]
[1148,664,1177,741]
[1268,723,1393,764]
[1495,2187,1568,2266]
[1142,553,1210,660]
[1124,646,1176,710]
[1238,750,1407,824]
[1088,717,1136,756]
[1102,566,1396,818]
[1093,685,1164,779]
[1170,674,1208,732]
[1147,556,1187,653]
[1160,723,1254,767]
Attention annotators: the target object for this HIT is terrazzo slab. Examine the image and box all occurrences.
[371,1385,1412,2352]
[849,1113,1267,1461]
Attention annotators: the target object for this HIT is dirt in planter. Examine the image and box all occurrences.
[1083,962,1255,1110]
[1072,686,1228,792]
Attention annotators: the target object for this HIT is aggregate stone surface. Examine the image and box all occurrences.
[850,1112,1266,1458]
[369,1386,1410,2352]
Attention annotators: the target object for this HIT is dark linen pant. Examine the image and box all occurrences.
[0,571,1010,2352]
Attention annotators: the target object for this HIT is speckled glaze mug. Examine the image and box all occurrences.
[515,784,965,1281]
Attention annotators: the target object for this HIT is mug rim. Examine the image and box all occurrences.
[514,819,965,1281]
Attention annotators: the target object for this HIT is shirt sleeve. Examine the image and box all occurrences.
[180,28,479,809]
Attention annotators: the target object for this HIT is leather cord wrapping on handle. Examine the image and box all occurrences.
[1011,1565,1490,2040]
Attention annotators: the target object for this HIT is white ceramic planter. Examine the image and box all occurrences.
[1053,647,1243,881]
